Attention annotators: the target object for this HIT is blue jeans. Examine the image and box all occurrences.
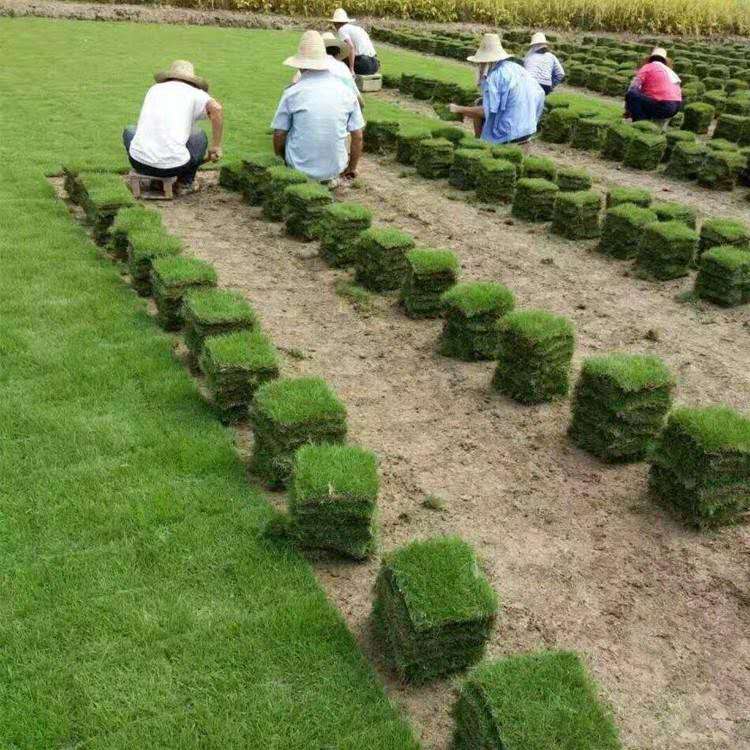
[122,126,207,184]
[625,91,681,122]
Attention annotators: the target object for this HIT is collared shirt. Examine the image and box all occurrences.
[338,23,377,57]
[480,61,546,145]
[629,61,682,102]
[271,70,365,181]
[523,50,565,88]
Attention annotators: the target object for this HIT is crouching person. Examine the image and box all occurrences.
[123,60,223,193]
[272,31,364,182]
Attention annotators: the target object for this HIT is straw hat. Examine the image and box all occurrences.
[284,30,330,71]
[467,34,511,64]
[529,32,548,47]
[651,46,668,60]
[321,31,349,61]
[330,8,354,23]
[154,60,209,91]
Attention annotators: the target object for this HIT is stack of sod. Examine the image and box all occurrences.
[241,152,284,205]
[412,75,436,100]
[430,125,466,146]
[127,226,182,297]
[703,90,727,114]
[475,158,516,203]
[697,149,746,190]
[556,167,593,192]
[151,256,217,330]
[599,204,658,259]
[713,113,750,143]
[456,137,491,154]
[284,182,333,240]
[371,536,498,684]
[540,107,579,143]
[708,138,740,153]
[381,72,400,88]
[415,138,454,179]
[635,220,698,280]
[451,651,622,750]
[218,161,244,191]
[182,287,257,367]
[571,117,610,150]
[664,129,696,161]
[665,141,708,180]
[522,155,557,182]
[318,202,372,267]
[623,132,667,170]
[79,173,136,244]
[354,227,415,292]
[364,119,400,154]
[399,73,416,96]
[262,166,308,221]
[699,217,750,262]
[683,102,715,134]
[396,128,432,165]
[490,144,524,174]
[649,405,750,527]
[606,186,651,208]
[449,149,486,190]
[249,377,347,487]
[632,120,661,134]
[199,328,279,423]
[433,80,463,102]
[109,205,163,261]
[569,353,674,462]
[695,246,750,306]
[511,178,560,222]
[493,310,575,403]
[439,282,515,361]
[433,102,463,121]
[601,122,637,161]
[288,443,378,559]
[651,201,696,227]
[400,248,460,318]
[551,190,602,239]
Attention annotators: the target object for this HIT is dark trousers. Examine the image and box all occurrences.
[625,91,682,122]
[122,126,207,184]
[353,55,379,75]
[540,83,553,95]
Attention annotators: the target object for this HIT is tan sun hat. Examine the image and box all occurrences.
[467,33,511,64]
[529,32,548,47]
[284,30,330,71]
[330,8,354,23]
[154,60,209,91]
[321,31,349,61]
[651,46,668,60]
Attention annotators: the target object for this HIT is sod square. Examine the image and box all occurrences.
[218,161,245,191]
[396,128,432,165]
[555,167,593,192]
[585,66,610,93]
[623,132,667,170]
[665,140,708,179]
[371,536,498,684]
[432,80,463,103]
[540,107,578,143]
[632,120,662,134]
[551,190,602,239]
[439,282,515,361]
[364,119,400,154]
[601,122,638,161]
[475,158,516,204]
[449,148,486,190]
[635,220,698,280]
[151,255,217,330]
[430,126,468,146]
[262,166,308,221]
[512,178,559,222]
[354,227,415,292]
[433,102,463,121]
[713,114,750,143]
[451,651,621,750]
[456,137,491,155]
[522,155,557,182]
[695,245,750,306]
[381,73,400,88]
[606,186,652,208]
[127,226,183,297]
[110,205,163,261]
[603,72,629,97]
[571,117,610,150]
[401,248,460,318]
[703,89,727,114]
[79,172,136,244]
[725,97,750,116]
[249,377,348,487]
[62,163,87,204]
[708,138,740,153]
[284,182,333,241]
[569,353,674,462]
[699,217,750,259]
[650,201,696,227]
[493,309,575,403]
[726,78,749,94]
[697,149,746,190]
[289,443,379,560]
[600,203,658,259]
[318,202,373,268]
[182,287,258,366]
[199,328,279,423]
[412,75,437,100]
[241,152,284,205]
[664,129,696,161]
[683,102,715,133]
[399,73,416,96]
[490,144,524,173]
[649,406,750,527]
[415,138,454,179]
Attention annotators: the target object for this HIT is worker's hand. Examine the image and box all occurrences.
[448,103,461,114]
[207,146,223,162]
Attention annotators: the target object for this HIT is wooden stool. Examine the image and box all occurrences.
[355,73,383,93]
[128,171,177,200]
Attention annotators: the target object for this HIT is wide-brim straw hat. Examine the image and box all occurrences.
[467,33,511,63]
[284,30,330,71]
[651,46,668,60]
[154,60,209,91]
[528,32,548,48]
[321,31,349,61]
[330,8,354,23]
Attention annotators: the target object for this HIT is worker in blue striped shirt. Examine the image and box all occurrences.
[523,32,565,95]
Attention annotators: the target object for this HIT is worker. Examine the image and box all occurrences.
[523,32,565,95]
[331,8,379,75]
[625,47,682,124]
[123,60,223,193]
[272,31,365,182]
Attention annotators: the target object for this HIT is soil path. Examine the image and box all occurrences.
[153,165,750,750]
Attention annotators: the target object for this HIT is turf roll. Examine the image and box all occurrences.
[599,203,658,259]
[512,178,560,222]
[151,255,217,330]
[551,190,602,239]
[284,182,333,241]
[400,248,460,318]
[127,225,183,297]
[241,152,284,205]
[354,227,415,292]
[695,245,750,306]
[262,166,308,221]
[415,138,454,179]
[318,202,373,268]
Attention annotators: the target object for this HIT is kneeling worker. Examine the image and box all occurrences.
[625,47,682,124]
[123,60,223,193]
[272,31,365,182]
[331,8,379,75]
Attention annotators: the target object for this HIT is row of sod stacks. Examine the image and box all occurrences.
[289,443,378,559]
[695,246,750,306]
[606,186,651,208]
[364,119,400,154]
[127,225,183,296]
[263,166,308,221]
[452,651,622,750]
[396,128,432,166]
[623,132,667,170]
[439,282,515,361]
[401,248,460,318]
[371,536,498,684]
[600,204,658,259]
[284,183,333,241]
[110,205,163,261]
[449,149,485,190]
[218,161,244,191]
[318,202,373,267]
[556,167,592,192]
[475,159,516,203]
[199,328,280,423]
[512,178,559,222]
[78,173,135,244]
[697,149,746,190]
[242,153,284,205]
[635,221,698,280]
[649,406,750,527]
[355,227,415,292]
[182,287,257,369]
[569,354,674,462]
[416,138,454,179]
[665,141,708,180]
[249,377,348,488]
[151,256,217,330]
[551,191,602,239]
[493,310,575,404]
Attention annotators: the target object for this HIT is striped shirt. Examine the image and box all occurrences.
[523,50,565,88]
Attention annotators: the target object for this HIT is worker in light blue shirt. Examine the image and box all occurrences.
[272,31,365,182]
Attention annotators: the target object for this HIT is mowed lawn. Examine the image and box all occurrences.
[0,16,474,749]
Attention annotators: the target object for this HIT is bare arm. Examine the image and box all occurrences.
[449,103,484,120]
[206,99,224,161]
[344,129,363,177]
[348,45,355,72]
[273,129,287,159]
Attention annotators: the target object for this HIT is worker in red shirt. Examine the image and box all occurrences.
[625,47,682,124]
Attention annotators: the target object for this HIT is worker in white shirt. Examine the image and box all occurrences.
[331,8,379,75]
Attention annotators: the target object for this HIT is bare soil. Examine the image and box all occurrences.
[140,161,750,750]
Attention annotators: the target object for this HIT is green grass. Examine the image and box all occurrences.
[665,406,750,454]
[442,281,515,317]
[183,287,257,326]
[406,248,460,275]
[111,205,163,236]
[201,328,280,373]
[80,172,136,209]
[253,377,347,427]
[151,255,217,288]
[128,225,183,262]
[582,353,674,392]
